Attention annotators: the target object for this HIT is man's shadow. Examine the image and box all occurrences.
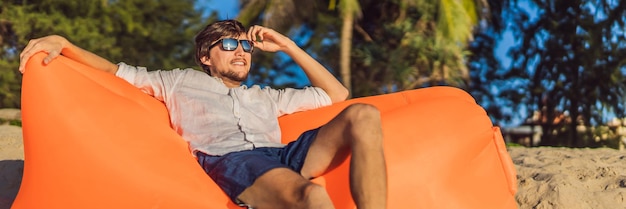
[0,160,23,209]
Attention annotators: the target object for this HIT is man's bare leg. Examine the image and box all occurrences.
[237,103,386,209]
[237,168,334,209]
[301,103,387,209]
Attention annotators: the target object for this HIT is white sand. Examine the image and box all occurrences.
[510,147,626,209]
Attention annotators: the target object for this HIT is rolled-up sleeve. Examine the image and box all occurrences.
[115,62,182,102]
[115,63,136,83]
[266,86,332,116]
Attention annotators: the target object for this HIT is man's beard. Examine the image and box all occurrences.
[220,70,248,82]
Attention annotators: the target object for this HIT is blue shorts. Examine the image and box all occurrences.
[196,128,319,203]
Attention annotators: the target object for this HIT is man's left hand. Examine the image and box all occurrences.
[247,25,295,53]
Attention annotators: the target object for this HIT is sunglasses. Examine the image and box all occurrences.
[208,38,254,53]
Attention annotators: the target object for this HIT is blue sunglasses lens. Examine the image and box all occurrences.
[240,40,252,52]
[221,39,238,50]
[213,38,253,52]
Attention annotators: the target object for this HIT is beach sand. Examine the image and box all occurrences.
[1,123,625,208]
[510,146,626,209]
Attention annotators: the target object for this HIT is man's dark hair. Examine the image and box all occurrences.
[194,19,247,75]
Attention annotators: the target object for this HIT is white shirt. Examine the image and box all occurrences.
[115,63,332,156]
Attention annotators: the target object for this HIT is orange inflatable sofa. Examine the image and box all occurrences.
[13,53,518,208]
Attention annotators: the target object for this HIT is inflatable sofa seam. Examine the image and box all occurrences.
[492,126,518,195]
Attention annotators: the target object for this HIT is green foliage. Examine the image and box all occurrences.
[0,0,215,109]
[9,119,21,127]
[0,118,22,127]
[0,58,21,108]
[505,142,523,147]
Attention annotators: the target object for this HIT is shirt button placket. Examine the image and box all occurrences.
[231,90,241,118]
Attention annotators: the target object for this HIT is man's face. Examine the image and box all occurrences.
[205,33,252,84]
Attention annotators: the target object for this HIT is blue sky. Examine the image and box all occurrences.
[199,1,240,19]
[495,1,538,69]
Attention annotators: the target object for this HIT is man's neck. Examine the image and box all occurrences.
[212,76,241,88]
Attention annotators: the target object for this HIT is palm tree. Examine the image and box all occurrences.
[404,0,487,88]
[346,0,489,96]
[330,0,361,97]
[332,0,487,96]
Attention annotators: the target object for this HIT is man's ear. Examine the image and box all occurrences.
[200,56,211,66]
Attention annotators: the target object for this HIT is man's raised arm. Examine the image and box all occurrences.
[247,26,349,103]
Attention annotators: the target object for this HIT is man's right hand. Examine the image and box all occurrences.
[19,35,69,74]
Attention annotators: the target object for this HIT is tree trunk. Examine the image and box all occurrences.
[340,7,354,98]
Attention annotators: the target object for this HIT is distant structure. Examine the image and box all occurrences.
[607,118,626,150]
[502,110,626,150]
[501,110,546,147]
[501,124,542,147]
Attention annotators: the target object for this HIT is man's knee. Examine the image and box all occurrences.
[290,182,330,208]
[343,103,381,124]
[342,104,383,144]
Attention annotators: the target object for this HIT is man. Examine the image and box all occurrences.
[19,19,387,209]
